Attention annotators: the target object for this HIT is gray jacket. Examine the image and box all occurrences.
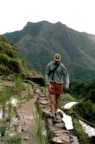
[45,61,70,86]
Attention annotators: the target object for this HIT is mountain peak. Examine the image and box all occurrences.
[26,20,50,26]
[3,21,95,80]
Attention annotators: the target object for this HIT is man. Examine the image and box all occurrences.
[45,53,70,122]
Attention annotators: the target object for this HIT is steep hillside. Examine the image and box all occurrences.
[3,21,95,80]
[0,35,28,76]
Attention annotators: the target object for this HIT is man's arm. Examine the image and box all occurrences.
[45,64,50,86]
[62,64,70,89]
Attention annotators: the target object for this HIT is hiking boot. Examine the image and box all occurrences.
[55,112,57,117]
[53,112,63,123]
[52,113,57,124]
[55,112,59,119]
[52,116,57,124]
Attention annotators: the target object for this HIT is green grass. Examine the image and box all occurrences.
[73,118,90,144]
[14,76,25,91]
[36,102,50,144]
[3,135,22,144]
[60,92,94,144]
[62,92,77,101]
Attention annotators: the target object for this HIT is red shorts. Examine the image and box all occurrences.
[49,82,63,94]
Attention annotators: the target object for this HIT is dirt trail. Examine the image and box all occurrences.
[18,99,39,144]
[0,79,39,144]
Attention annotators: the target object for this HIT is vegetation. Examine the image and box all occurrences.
[0,76,34,143]
[0,35,28,76]
[0,34,47,143]
[4,135,22,144]
[61,91,95,144]
[69,77,95,124]
[61,92,76,102]
[36,102,50,144]
[59,77,95,144]
[73,118,90,144]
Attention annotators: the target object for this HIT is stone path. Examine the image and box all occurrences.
[33,84,74,144]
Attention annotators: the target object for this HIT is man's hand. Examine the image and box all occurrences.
[65,84,69,89]
[49,84,53,90]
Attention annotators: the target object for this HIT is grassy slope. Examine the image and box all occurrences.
[0,35,28,76]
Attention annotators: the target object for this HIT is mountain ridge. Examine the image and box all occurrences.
[3,20,95,81]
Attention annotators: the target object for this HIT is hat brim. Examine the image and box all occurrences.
[54,58,61,61]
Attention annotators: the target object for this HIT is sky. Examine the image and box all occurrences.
[0,0,95,35]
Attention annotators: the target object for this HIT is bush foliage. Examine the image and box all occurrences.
[70,78,95,124]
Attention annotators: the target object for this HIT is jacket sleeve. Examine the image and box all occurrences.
[62,64,70,85]
[45,63,50,86]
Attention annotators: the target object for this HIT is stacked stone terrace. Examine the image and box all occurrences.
[33,84,73,144]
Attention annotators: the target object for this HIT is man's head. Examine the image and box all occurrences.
[54,53,61,62]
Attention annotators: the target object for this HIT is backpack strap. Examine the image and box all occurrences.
[48,63,60,80]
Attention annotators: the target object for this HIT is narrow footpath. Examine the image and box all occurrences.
[33,84,74,144]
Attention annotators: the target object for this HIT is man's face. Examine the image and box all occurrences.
[54,61,60,65]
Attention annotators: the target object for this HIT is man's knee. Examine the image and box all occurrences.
[51,99,55,105]
[56,96,61,103]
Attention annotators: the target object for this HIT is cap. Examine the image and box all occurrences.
[54,53,61,61]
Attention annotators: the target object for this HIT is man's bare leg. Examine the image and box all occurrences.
[55,94,61,113]
[49,94,56,117]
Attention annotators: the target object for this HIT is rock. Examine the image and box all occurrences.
[52,134,72,143]
[38,99,49,105]
[23,136,29,140]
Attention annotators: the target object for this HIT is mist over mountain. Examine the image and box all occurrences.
[3,21,95,81]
